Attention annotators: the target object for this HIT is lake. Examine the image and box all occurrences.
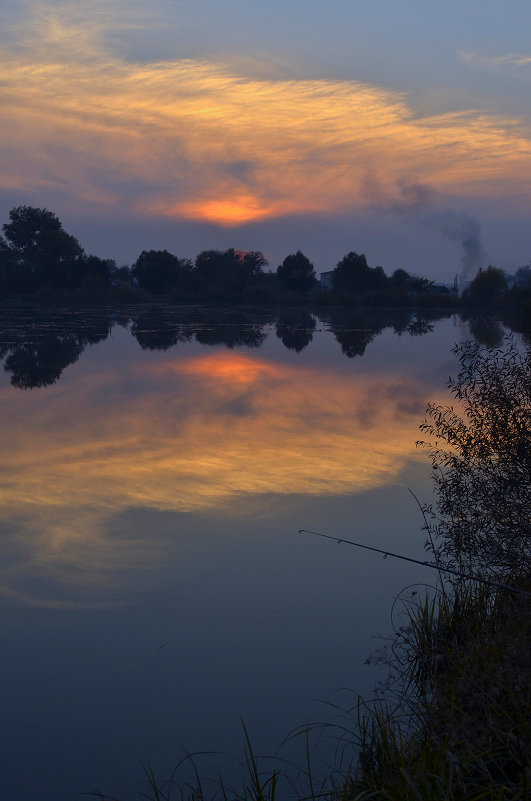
[0,305,507,800]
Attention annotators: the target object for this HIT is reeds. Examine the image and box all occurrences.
[346,580,531,800]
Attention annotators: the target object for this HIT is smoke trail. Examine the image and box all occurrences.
[362,174,486,283]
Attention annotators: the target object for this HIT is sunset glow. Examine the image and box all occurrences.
[1,3,530,795]
[0,349,440,605]
[1,1,531,273]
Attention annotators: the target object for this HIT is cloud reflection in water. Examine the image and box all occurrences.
[0,348,433,607]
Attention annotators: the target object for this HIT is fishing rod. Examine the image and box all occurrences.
[299,529,531,599]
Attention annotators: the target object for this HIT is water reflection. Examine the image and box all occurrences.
[275,310,316,352]
[131,309,193,351]
[0,305,508,800]
[0,305,491,390]
[0,331,443,607]
[0,307,114,388]
[0,305,517,608]
[462,313,505,348]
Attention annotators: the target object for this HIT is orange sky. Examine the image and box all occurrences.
[1,1,531,272]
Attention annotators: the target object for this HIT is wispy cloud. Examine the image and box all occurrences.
[460,50,531,75]
[1,2,531,229]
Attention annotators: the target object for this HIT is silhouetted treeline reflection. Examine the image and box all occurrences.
[0,307,114,389]
[0,304,523,390]
[275,310,316,352]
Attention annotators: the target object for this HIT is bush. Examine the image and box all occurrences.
[418,338,531,581]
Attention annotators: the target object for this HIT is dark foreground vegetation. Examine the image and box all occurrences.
[347,339,531,801]
[85,337,529,801]
[1,205,530,327]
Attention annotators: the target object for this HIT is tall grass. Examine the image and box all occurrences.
[347,580,531,800]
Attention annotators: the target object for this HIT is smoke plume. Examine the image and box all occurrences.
[362,173,486,283]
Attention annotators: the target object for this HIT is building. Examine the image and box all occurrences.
[319,270,335,290]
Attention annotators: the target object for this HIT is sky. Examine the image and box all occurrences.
[1,0,531,280]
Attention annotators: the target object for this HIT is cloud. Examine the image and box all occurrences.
[1,2,531,231]
[0,350,435,606]
[460,50,531,75]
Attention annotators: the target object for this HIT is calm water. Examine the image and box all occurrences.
[0,305,505,800]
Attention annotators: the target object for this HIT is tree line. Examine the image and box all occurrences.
[0,206,530,322]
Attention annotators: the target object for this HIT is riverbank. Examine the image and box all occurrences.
[130,338,531,801]
[346,578,531,800]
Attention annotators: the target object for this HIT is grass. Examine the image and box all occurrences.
[91,578,529,801]
[345,578,531,800]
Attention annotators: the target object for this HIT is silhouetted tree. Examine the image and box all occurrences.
[194,249,232,284]
[418,338,531,580]
[333,252,387,294]
[233,249,268,280]
[0,235,19,292]
[111,264,132,282]
[465,266,507,307]
[276,251,316,292]
[275,311,316,352]
[2,205,85,289]
[391,268,411,289]
[194,248,267,297]
[390,268,432,293]
[79,255,112,288]
[132,249,191,294]
[409,275,433,292]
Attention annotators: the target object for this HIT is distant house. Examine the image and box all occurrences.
[429,275,459,295]
[430,283,454,294]
[319,270,335,290]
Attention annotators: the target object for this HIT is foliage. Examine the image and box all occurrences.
[465,265,508,307]
[194,248,267,297]
[132,249,192,294]
[333,252,387,294]
[389,268,433,294]
[0,203,462,306]
[390,267,410,289]
[276,250,316,292]
[2,205,85,290]
[81,255,113,288]
[418,338,531,580]
[0,205,114,292]
[347,339,531,800]
[348,581,531,800]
